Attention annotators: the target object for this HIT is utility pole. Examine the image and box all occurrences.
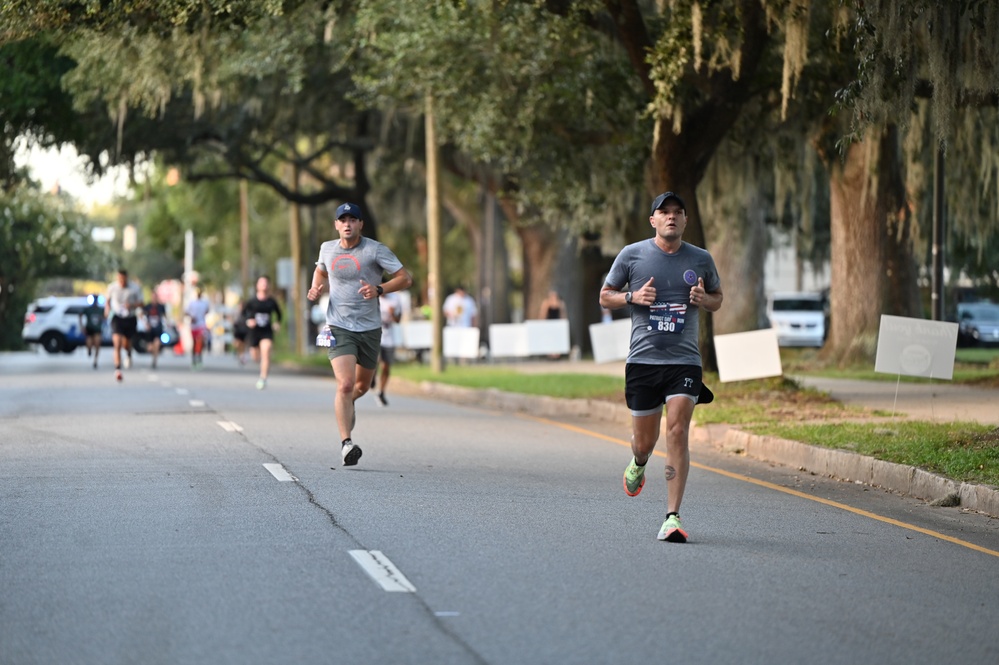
[240,179,250,297]
[288,163,305,355]
[426,94,443,373]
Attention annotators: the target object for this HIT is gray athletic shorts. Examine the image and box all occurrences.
[328,326,381,370]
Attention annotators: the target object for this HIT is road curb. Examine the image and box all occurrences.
[399,378,999,518]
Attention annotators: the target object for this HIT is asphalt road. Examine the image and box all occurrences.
[2,349,998,665]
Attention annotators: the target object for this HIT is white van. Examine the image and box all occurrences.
[767,292,826,348]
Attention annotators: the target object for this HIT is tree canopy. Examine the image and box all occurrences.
[0,186,112,349]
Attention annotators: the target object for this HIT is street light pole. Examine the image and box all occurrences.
[426,94,443,373]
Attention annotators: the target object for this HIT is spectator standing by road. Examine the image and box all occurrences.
[105,269,142,382]
[185,288,211,370]
[307,202,413,467]
[243,276,283,390]
[538,289,566,320]
[538,289,567,359]
[443,285,478,327]
[599,192,723,543]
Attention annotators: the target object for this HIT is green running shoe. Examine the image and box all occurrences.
[657,514,688,543]
[623,458,646,496]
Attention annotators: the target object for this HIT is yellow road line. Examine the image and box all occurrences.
[528,415,999,559]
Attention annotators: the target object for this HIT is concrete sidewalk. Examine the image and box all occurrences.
[793,375,999,425]
[398,359,999,517]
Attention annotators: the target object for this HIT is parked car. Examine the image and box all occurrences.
[767,291,826,348]
[957,301,999,346]
[22,296,93,354]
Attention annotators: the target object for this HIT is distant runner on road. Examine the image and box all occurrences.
[307,202,412,468]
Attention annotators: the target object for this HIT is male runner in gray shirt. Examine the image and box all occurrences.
[600,192,723,543]
[308,202,413,467]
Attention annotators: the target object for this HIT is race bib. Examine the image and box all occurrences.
[148,314,161,327]
[255,312,271,327]
[648,302,687,334]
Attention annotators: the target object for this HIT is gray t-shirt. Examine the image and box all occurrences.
[604,239,721,365]
[106,282,141,318]
[316,237,405,332]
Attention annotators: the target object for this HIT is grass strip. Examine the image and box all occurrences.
[744,421,999,487]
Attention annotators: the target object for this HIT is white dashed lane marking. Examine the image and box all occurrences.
[217,421,243,432]
[263,463,297,482]
[189,400,205,407]
[349,550,416,592]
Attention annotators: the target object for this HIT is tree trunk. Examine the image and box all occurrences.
[651,118,717,370]
[819,125,921,366]
[517,223,560,325]
[709,194,768,335]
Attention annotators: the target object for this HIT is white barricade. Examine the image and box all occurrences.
[402,319,571,360]
[489,323,528,358]
[444,326,480,359]
[401,320,432,350]
[487,319,570,359]
[525,319,570,356]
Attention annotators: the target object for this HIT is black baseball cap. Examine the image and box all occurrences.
[651,191,685,215]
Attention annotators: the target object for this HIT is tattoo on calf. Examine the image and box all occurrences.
[664,465,677,480]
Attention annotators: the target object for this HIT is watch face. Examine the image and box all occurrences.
[626,292,632,303]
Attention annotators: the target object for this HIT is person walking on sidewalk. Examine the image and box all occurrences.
[599,192,723,543]
[243,275,283,390]
[307,202,412,467]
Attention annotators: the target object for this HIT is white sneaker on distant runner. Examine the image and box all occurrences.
[341,439,362,466]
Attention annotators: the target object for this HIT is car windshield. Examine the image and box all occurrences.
[772,298,824,312]
[964,305,999,320]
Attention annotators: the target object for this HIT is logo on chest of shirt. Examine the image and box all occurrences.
[333,254,362,278]
[683,269,698,286]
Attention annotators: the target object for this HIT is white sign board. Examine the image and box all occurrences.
[275,257,293,289]
[525,320,570,356]
[874,315,959,380]
[588,319,631,364]
[401,320,432,350]
[444,326,480,359]
[714,329,784,383]
[489,323,529,358]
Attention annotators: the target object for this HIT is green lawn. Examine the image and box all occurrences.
[744,420,999,487]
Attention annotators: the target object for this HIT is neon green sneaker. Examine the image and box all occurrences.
[657,514,689,543]
[623,458,646,496]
